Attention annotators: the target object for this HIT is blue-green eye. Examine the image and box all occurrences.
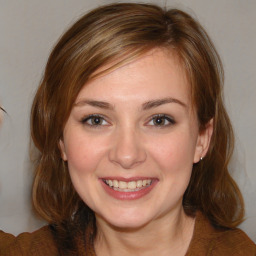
[148,114,175,126]
[81,115,108,126]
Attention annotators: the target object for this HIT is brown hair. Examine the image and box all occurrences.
[31,2,244,252]
[0,107,6,112]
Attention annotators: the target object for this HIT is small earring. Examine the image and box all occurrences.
[200,157,203,161]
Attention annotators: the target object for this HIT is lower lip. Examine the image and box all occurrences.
[100,179,158,200]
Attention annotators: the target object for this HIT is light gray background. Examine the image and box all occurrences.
[0,0,255,242]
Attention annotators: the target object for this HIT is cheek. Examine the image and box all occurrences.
[66,143,91,173]
[64,135,107,206]
[148,131,196,175]
[64,134,109,176]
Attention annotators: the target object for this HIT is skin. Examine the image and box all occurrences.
[60,49,213,256]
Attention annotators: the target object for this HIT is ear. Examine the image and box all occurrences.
[193,119,213,163]
[59,139,68,161]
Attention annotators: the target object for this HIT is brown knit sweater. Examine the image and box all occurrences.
[0,212,255,255]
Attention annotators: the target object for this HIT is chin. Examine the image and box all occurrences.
[109,218,151,230]
[97,208,152,230]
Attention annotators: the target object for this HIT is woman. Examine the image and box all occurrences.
[1,3,255,255]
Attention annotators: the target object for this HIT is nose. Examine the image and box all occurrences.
[108,126,147,169]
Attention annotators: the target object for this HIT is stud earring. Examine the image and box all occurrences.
[200,157,203,161]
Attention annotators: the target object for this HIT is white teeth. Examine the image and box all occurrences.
[113,180,118,188]
[119,181,127,189]
[136,180,142,188]
[127,181,136,189]
[104,179,152,191]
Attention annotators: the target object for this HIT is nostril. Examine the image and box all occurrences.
[108,148,147,169]
[108,129,147,169]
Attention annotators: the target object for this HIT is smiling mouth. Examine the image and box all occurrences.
[103,179,152,192]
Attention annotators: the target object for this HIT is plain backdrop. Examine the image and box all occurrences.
[0,0,255,242]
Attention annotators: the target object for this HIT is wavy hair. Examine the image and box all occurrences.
[31,2,244,253]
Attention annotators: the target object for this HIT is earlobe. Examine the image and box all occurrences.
[193,119,213,163]
[59,139,68,161]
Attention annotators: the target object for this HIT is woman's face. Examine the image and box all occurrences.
[60,49,212,229]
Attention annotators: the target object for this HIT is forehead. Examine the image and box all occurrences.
[75,48,191,106]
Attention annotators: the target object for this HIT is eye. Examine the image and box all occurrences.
[81,114,109,127]
[147,114,175,127]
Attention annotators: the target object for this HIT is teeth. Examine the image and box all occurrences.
[104,179,152,191]
[119,181,127,189]
[127,181,136,189]
[113,180,118,188]
[137,180,142,188]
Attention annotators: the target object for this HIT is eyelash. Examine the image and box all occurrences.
[146,114,176,127]
[81,114,175,128]
[81,114,109,127]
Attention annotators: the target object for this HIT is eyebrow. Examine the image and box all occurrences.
[74,97,187,111]
[142,97,187,110]
[74,100,114,110]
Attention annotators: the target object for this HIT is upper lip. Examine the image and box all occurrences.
[100,176,158,182]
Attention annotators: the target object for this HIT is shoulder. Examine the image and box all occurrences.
[187,212,256,256]
[0,226,59,256]
[212,228,256,255]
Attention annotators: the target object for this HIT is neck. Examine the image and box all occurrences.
[94,208,195,256]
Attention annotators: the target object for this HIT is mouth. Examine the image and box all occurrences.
[101,177,158,200]
[103,179,152,192]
